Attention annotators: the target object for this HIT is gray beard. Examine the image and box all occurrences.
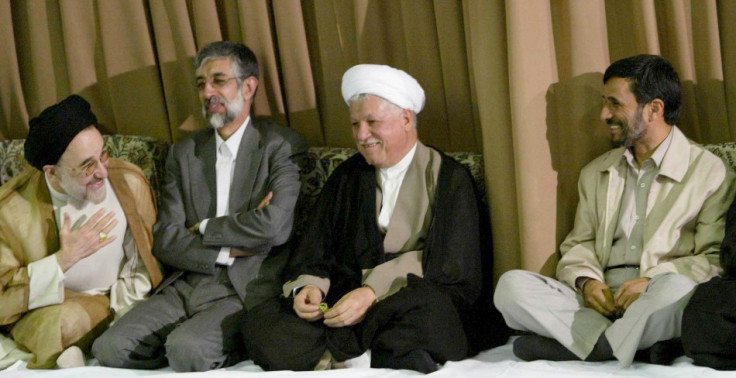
[207,113,228,129]
[203,93,244,129]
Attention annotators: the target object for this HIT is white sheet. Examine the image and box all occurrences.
[2,337,732,377]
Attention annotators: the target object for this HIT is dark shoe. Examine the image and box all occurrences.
[635,338,684,365]
[371,348,438,373]
[513,334,613,362]
[513,335,579,361]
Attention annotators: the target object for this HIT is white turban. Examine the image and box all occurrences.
[341,64,425,114]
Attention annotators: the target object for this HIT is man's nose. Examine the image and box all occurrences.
[94,161,109,179]
[355,122,370,139]
[202,81,218,98]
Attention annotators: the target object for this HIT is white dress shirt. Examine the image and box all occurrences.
[26,177,126,310]
[199,117,249,265]
[377,143,418,231]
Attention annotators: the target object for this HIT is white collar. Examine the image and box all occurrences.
[380,142,418,179]
[215,116,249,158]
[45,173,69,203]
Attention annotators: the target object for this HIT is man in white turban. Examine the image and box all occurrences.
[243,64,508,373]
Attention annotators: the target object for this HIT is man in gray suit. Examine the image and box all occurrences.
[93,41,308,372]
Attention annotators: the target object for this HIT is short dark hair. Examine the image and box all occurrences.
[603,54,682,125]
[194,41,259,82]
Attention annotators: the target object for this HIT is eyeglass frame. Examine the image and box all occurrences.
[195,75,239,91]
[56,150,110,177]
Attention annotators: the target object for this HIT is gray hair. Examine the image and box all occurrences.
[194,41,259,83]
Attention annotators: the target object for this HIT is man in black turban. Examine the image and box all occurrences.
[0,95,162,369]
[24,95,98,171]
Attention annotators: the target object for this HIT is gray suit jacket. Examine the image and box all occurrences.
[153,118,308,309]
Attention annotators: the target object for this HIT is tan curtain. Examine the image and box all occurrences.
[1,0,733,281]
[465,0,736,279]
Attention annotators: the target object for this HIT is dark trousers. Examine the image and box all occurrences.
[682,276,736,370]
[243,276,469,371]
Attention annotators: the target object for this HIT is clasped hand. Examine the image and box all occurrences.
[230,191,273,257]
[582,277,650,317]
[56,208,118,272]
[187,192,273,258]
[293,285,377,327]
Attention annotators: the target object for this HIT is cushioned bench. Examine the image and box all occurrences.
[3,135,735,231]
[0,136,488,239]
[2,135,736,377]
[0,135,170,198]
[3,135,735,237]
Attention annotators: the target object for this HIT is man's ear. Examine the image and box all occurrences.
[43,165,59,184]
[648,98,665,122]
[401,108,413,130]
[241,76,259,102]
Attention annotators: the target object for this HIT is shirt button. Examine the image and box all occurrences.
[640,183,646,188]
[630,246,636,250]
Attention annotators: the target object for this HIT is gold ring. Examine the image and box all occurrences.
[99,232,108,242]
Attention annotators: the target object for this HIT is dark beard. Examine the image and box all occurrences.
[610,110,646,148]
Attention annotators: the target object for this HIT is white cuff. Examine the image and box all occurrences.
[199,219,209,234]
[292,285,304,298]
[216,248,235,266]
[27,255,65,310]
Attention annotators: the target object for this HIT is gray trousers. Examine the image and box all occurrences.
[493,270,696,366]
[92,268,245,372]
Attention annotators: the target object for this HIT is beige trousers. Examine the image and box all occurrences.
[494,270,696,366]
[10,291,111,369]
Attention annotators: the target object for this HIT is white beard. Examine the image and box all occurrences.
[59,171,107,205]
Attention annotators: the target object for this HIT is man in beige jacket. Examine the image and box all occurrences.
[494,55,736,366]
[0,95,162,369]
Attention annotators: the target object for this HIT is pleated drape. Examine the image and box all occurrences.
[1,0,733,282]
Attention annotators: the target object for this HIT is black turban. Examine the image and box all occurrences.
[24,95,98,171]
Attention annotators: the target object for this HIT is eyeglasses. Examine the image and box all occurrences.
[58,150,110,177]
[196,76,237,91]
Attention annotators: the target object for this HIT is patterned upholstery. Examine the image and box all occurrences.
[0,136,488,241]
[0,139,25,185]
[298,148,486,207]
[103,135,170,200]
[3,135,733,235]
[0,135,169,202]
[704,142,736,172]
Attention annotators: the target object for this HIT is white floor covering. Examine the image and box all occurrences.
[3,337,732,378]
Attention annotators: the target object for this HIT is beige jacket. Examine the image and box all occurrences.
[557,127,736,288]
[0,159,162,325]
